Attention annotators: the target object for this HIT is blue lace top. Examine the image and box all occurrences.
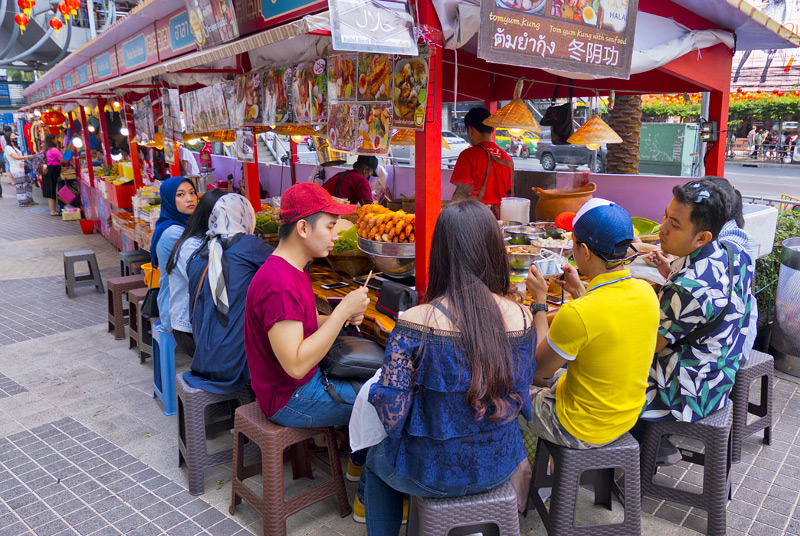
[368,319,536,492]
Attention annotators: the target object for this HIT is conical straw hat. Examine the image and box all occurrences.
[483,79,543,136]
[567,114,622,146]
[390,129,451,150]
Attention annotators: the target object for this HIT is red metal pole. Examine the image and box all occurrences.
[79,106,95,188]
[244,128,261,208]
[68,111,81,178]
[123,106,144,188]
[289,139,298,185]
[705,89,729,177]
[414,0,444,295]
[97,98,112,167]
[169,141,181,176]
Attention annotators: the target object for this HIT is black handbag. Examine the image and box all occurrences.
[141,287,160,319]
[540,78,574,145]
[319,335,385,404]
[24,162,32,175]
[375,280,419,320]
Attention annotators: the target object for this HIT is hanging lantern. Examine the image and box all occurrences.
[17,0,33,15]
[567,114,622,151]
[14,13,29,33]
[41,110,66,126]
[390,129,451,150]
[49,17,63,32]
[58,1,70,20]
[66,0,80,16]
[483,79,542,137]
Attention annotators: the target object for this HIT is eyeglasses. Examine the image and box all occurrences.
[687,182,711,203]
[594,244,640,269]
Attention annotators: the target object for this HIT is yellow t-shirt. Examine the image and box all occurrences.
[549,269,660,445]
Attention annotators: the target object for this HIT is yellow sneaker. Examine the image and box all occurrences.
[352,496,365,523]
[346,458,363,482]
[352,496,408,524]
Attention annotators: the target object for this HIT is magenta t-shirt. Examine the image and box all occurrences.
[245,255,319,417]
[46,147,63,166]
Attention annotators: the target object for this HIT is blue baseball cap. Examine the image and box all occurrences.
[572,198,634,256]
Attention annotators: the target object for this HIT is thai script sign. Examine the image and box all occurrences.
[234,0,325,35]
[117,26,159,74]
[478,0,639,79]
[156,9,197,60]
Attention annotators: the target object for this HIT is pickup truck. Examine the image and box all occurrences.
[535,140,607,172]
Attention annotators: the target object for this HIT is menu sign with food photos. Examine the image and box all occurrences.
[328,0,417,56]
[355,102,391,155]
[133,96,155,145]
[327,102,357,151]
[478,0,639,79]
[292,59,328,124]
[236,128,255,162]
[263,67,293,125]
[392,51,429,130]
[357,53,392,102]
[184,0,239,49]
[240,72,263,125]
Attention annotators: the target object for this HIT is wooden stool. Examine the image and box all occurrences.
[107,274,146,340]
[730,350,774,463]
[137,307,153,364]
[63,250,104,298]
[229,402,351,536]
[530,433,641,536]
[128,287,149,351]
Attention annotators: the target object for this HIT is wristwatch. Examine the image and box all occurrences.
[530,302,547,314]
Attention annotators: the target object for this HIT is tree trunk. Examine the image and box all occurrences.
[606,94,643,174]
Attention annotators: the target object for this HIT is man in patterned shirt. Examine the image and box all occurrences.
[641,180,754,427]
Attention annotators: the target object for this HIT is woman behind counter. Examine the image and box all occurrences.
[41,135,65,216]
[362,199,536,534]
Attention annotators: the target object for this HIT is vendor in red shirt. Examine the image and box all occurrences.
[322,155,377,205]
[244,182,370,426]
[450,107,514,216]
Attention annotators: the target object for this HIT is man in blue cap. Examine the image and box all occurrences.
[521,198,660,448]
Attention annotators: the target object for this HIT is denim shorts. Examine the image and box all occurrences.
[269,368,359,429]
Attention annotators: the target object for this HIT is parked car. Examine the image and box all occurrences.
[390,131,470,167]
[495,129,539,159]
[535,138,607,172]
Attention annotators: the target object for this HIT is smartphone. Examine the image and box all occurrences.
[327,297,343,307]
[321,282,350,290]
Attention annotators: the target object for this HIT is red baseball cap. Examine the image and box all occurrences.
[280,182,356,224]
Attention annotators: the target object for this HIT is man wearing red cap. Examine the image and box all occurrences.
[244,183,370,426]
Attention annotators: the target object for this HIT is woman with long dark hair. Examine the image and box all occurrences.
[361,200,536,534]
[164,189,225,356]
[4,132,35,206]
[41,135,64,216]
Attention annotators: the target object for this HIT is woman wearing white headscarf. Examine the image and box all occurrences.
[184,194,273,393]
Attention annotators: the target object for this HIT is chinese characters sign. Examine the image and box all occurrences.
[478,0,638,79]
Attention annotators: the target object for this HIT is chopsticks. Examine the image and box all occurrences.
[345,270,373,328]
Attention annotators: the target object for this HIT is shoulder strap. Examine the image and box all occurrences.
[191,263,209,315]
[333,171,347,197]
[517,302,528,331]
[431,300,458,325]
[551,76,561,103]
[681,241,736,346]
[476,144,515,202]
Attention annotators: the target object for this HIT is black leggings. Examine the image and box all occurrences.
[173,330,195,357]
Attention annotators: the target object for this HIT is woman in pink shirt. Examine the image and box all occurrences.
[42,135,64,216]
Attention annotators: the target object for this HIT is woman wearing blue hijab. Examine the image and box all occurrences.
[152,177,197,333]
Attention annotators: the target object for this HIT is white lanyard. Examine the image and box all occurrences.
[587,275,632,293]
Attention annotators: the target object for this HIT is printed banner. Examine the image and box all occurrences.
[478,0,639,79]
[329,0,417,56]
[156,9,197,61]
[328,53,357,102]
[240,71,263,125]
[93,50,118,81]
[234,0,325,35]
[292,59,327,124]
[184,0,239,49]
[355,102,391,155]
[392,51,428,130]
[327,102,357,151]
[162,88,181,142]
[263,67,293,125]
[133,96,155,145]
[357,53,392,102]
[117,26,159,74]
[236,128,255,162]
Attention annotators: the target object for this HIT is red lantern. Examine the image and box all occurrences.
[17,0,33,14]
[14,13,29,33]
[58,1,70,19]
[41,110,66,126]
[66,0,80,15]
[49,17,63,32]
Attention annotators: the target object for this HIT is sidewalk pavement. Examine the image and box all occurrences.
[1,174,799,535]
[727,156,800,169]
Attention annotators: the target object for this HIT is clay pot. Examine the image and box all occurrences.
[532,183,596,220]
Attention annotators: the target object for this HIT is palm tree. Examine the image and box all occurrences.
[606,94,642,174]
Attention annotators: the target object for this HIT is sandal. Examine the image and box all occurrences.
[50,212,60,216]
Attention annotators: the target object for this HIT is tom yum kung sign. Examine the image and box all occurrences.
[478,0,638,79]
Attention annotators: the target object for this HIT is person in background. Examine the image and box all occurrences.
[450,107,514,217]
[520,199,659,449]
[244,182,369,427]
[185,193,273,393]
[179,144,200,177]
[747,126,757,158]
[639,180,754,461]
[0,125,8,197]
[322,155,377,206]
[151,177,198,339]
[164,189,226,356]
[4,132,35,207]
[41,135,65,216]
[362,200,536,534]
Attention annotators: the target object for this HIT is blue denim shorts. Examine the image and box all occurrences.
[269,368,359,428]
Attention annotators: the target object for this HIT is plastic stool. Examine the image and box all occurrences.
[137,308,153,364]
[63,250,104,298]
[229,402,351,536]
[128,287,149,351]
[107,275,147,340]
[407,480,520,536]
[151,321,177,416]
[120,250,151,277]
[731,350,773,463]
[529,433,641,536]
[640,404,733,536]
[176,373,256,495]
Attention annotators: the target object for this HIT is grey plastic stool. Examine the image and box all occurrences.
[176,372,256,495]
[63,250,104,298]
[640,404,733,536]
[530,433,641,536]
[407,480,520,536]
[730,350,773,463]
[119,250,150,277]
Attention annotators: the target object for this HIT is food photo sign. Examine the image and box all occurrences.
[478,0,639,79]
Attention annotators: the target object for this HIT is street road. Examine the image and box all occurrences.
[724,165,800,200]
